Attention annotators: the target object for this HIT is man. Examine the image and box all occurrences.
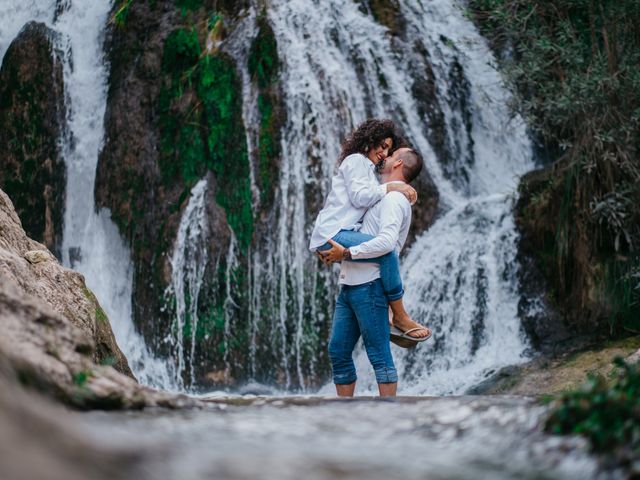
[320,147,426,397]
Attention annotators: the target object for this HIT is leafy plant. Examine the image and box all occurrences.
[545,357,640,462]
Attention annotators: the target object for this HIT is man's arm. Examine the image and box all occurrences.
[349,193,407,259]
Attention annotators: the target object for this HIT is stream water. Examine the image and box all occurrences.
[76,396,604,480]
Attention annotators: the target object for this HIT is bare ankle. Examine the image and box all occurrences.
[388,299,409,318]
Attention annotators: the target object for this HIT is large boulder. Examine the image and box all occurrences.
[0,21,66,259]
[0,187,191,408]
[0,357,144,480]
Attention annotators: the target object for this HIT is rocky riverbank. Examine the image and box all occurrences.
[0,186,192,409]
[470,336,640,396]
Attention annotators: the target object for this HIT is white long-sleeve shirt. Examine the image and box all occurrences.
[309,153,387,250]
[339,183,412,285]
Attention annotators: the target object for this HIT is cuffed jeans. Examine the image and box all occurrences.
[317,229,404,301]
[328,279,398,385]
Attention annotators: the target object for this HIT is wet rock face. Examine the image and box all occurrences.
[0,360,143,480]
[0,21,66,259]
[516,164,604,333]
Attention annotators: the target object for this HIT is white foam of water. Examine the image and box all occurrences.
[268,0,534,394]
[166,178,209,390]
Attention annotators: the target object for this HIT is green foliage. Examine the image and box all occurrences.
[95,305,108,325]
[158,25,254,248]
[248,15,282,205]
[471,0,640,330]
[545,357,640,458]
[161,28,201,76]
[112,0,134,28]
[248,16,279,89]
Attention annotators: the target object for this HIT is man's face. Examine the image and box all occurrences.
[376,147,408,176]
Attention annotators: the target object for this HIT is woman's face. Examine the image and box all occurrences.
[366,137,393,165]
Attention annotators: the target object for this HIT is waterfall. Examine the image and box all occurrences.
[166,178,209,390]
[0,0,174,390]
[267,0,534,394]
[3,0,539,394]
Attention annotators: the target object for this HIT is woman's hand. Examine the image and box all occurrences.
[317,239,347,264]
[387,183,418,205]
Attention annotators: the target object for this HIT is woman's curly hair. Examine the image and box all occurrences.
[338,119,406,163]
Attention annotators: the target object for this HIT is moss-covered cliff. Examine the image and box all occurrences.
[96,0,293,389]
[470,0,640,335]
[0,22,66,259]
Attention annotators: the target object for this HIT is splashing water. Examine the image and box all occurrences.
[267,0,534,394]
[167,178,209,390]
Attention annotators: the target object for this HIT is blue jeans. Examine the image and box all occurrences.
[328,279,398,385]
[317,229,404,301]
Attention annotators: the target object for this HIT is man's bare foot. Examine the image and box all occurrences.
[392,314,431,338]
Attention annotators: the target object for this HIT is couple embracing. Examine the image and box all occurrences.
[310,119,432,397]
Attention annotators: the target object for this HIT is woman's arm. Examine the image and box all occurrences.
[341,157,387,208]
[341,156,418,207]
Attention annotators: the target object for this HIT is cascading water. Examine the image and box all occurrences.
[266,0,535,394]
[3,0,539,395]
[166,178,210,390]
[0,0,174,390]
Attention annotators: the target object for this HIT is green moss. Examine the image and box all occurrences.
[175,0,202,12]
[158,25,254,248]
[198,54,254,248]
[112,0,134,28]
[72,370,92,388]
[95,305,108,325]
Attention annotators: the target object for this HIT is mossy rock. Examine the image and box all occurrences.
[0,22,66,258]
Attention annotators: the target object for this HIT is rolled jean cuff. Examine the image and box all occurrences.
[333,372,357,385]
[375,367,398,384]
[387,287,404,302]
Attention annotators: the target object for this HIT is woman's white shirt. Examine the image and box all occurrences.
[309,153,386,250]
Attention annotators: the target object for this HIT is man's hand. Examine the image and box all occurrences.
[318,239,348,263]
[387,183,418,205]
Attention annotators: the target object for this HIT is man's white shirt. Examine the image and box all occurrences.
[339,182,412,285]
[308,153,387,250]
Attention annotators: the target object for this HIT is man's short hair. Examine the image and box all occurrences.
[399,148,423,183]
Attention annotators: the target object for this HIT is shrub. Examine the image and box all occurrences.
[545,357,640,461]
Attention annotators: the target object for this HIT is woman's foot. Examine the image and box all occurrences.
[388,299,431,338]
[392,314,431,338]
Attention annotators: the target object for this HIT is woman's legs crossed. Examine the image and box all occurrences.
[320,230,429,339]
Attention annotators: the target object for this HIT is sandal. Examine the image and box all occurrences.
[390,325,432,349]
